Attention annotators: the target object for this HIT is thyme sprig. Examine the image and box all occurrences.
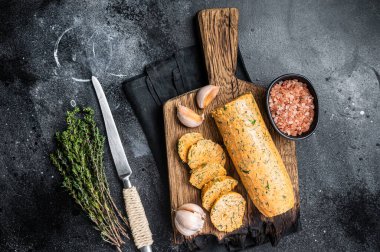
[50,107,129,251]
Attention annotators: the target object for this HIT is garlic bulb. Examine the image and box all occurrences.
[196,85,220,109]
[174,203,206,236]
[177,104,204,128]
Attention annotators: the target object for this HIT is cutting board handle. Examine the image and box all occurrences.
[198,8,239,86]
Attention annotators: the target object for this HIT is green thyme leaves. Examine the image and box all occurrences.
[249,119,256,125]
[265,181,270,190]
[50,107,129,251]
[241,169,250,174]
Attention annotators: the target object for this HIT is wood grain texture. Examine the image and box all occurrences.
[163,8,300,246]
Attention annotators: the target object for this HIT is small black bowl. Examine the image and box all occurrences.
[265,73,319,140]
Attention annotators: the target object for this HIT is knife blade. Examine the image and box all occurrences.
[91,76,153,251]
[91,76,132,187]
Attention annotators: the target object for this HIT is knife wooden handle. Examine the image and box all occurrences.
[123,187,153,250]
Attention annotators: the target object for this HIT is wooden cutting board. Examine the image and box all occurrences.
[163,8,300,247]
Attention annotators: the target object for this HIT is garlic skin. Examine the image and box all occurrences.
[174,203,206,236]
[177,104,204,128]
[196,85,220,109]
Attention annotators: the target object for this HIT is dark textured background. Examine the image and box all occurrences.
[0,0,379,251]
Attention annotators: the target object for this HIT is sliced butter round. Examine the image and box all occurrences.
[201,176,238,211]
[210,191,246,232]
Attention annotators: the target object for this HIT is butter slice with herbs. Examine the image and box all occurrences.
[201,176,238,211]
[177,132,204,163]
[187,139,226,170]
[189,163,227,189]
[210,192,246,232]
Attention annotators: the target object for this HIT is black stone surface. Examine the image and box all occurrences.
[0,0,379,251]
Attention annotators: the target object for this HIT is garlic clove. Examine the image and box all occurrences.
[178,203,206,218]
[175,214,198,236]
[196,85,220,109]
[174,203,205,236]
[176,210,204,231]
[177,104,204,128]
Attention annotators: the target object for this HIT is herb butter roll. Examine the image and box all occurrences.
[212,93,295,217]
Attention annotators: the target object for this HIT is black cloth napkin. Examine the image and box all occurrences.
[123,45,251,182]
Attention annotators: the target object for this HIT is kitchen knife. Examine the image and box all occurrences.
[91,76,153,252]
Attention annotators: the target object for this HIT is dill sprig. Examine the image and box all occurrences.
[50,107,129,251]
